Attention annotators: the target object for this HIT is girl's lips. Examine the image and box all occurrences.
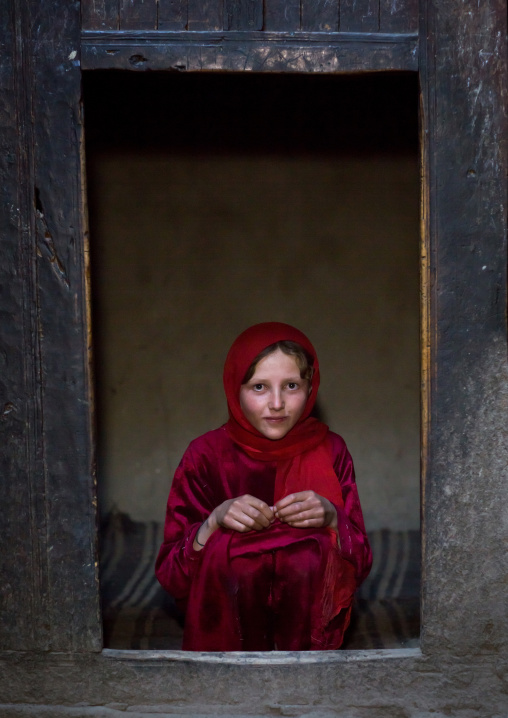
[264,417,288,423]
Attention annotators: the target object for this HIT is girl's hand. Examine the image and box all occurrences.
[193,495,274,550]
[213,495,275,532]
[274,491,338,530]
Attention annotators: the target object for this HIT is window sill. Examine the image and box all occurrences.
[102,647,421,664]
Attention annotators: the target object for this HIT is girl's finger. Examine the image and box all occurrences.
[279,508,323,523]
[275,491,317,512]
[242,496,275,521]
[240,505,272,528]
[224,511,268,531]
[222,516,255,532]
[229,502,273,528]
[274,494,295,510]
[285,517,324,528]
[276,503,305,519]
[277,499,322,519]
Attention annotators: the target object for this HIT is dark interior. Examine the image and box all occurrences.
[84,70,420,650]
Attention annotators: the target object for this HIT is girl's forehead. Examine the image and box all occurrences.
[249,349,301,378]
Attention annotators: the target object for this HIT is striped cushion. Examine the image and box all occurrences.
[343,528,420,649]
[100,513,420,650]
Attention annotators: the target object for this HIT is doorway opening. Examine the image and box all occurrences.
[84,70,420,650]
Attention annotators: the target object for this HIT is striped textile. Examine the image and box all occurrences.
[342,528,420,649]
[100,513,420,650]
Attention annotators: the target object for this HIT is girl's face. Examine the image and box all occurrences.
[239,348,310,440]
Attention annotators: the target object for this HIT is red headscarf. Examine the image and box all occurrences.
[223,322,344,508]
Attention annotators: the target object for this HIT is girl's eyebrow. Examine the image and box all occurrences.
[249,375,302,383]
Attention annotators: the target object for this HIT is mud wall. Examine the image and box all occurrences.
[86,73,420,530]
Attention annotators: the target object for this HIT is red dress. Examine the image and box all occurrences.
[155,426,372,651]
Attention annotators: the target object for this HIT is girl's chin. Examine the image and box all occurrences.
[259,420,293,440]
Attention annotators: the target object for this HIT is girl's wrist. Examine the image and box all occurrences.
[193,514,218,551]
[207,508,221,533]
[194,527,207,547]
[193,523,207,551]
[325,501,338,530]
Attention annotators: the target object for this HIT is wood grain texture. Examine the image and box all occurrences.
[419,0,507,655]
[225,0,263,30]
[120,0,158,30]
[0,0,44,652]
[264,0,301,31]
[1,5,508,712]
[81,0,120,30]
[80,32,419,72]
[187,0,223,30]
[340,0,379,32]
[0,0,101,651]
[301,0,339,32]
[79,0,419,33]
[380,0,417,32]
[27,0,101,650]
[158,0,188,30]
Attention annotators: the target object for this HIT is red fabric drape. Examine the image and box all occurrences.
[155,322,371,651]
[223,322,357,629]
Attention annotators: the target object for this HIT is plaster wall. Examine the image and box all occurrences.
[90,151,420,530]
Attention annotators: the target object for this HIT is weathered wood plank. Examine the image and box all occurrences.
[301,0,339,32]
[80,31,419,72]
[0,0,45,652]
[31,0,101,652]
[264,0,301,31]
[187,0,223,30]
[380,0,417,33]
[0,0,101,651]
[225,0,263,31]
[119,0,158,30]
[158,0,188,30]
[340,0,378,32]
[79,0,419,32]
[420,0,507,655]
[81,0,119,30]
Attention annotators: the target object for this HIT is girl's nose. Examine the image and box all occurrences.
[269,390,284,411]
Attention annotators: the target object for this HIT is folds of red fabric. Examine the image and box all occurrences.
[155,322,372,651]
[182,522,356,651]
[155,428,371,651]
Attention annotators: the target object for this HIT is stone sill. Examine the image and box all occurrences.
[103,647,422,664]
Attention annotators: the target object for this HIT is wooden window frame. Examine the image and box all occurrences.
[0,0,506,713]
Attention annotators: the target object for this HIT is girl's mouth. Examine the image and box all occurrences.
[264,417,288,423]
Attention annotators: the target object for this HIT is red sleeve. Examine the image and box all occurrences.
[330,434,372,586]
[155,441,217,603]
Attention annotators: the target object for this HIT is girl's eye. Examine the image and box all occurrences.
[287,382,298,390]
[253,384,264,391]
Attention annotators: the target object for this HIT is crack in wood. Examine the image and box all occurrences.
[34,189,70,290]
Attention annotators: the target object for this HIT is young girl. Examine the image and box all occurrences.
[155,322,372,651]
